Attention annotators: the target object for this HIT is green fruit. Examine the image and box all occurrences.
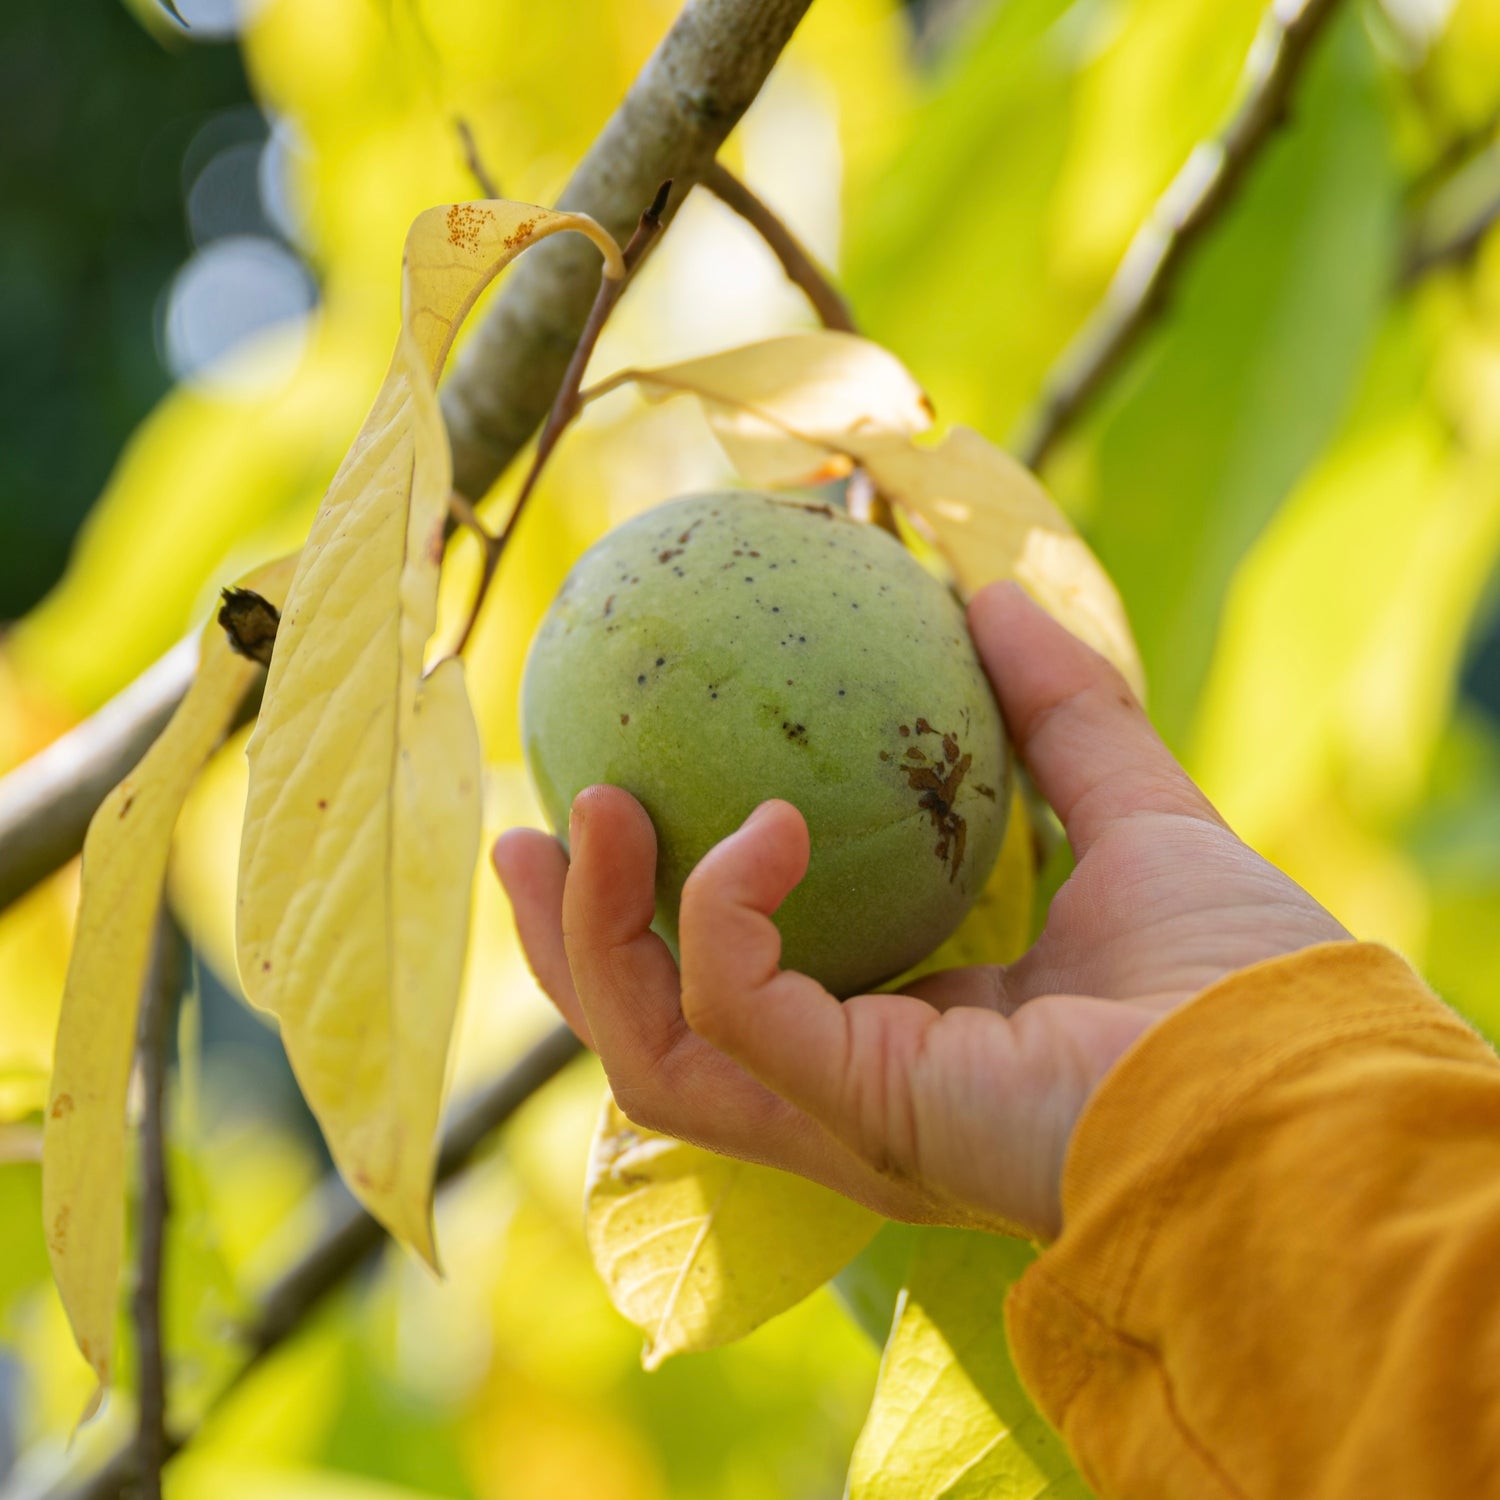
[521,492,1011,997]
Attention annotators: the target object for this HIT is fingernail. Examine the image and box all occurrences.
[569,800,586,847]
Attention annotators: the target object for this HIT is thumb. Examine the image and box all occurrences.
[968,582,1221,858]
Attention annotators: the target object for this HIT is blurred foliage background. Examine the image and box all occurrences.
[3,0,1500,1493]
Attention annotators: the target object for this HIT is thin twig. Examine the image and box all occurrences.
[452,183,671,657]
[48,1023,585,1500]
[132,915,180,1500]
[702,163,855,332]
[454,116,500,200]
[1013,0,1345,471]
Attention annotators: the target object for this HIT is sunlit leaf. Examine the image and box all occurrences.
[602,331,935,485]
[43,553,297,1399]
[617,331,1144,694]
[849,1228,1090,1499]
[585,1096,881,1367]
[238,201,620,1261]
[854,428,1144,698]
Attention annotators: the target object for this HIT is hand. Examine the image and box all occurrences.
[494,582,1349,1239]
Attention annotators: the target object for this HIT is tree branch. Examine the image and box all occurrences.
[702,163,855,331]
[1013,0,1345,471]
[0,0,812,917]
[442,0,815,500]
[47,1023,585,1500]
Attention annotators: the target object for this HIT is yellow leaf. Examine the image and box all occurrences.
[615,332,1145,696]
[898,786,1034,982]
[585,1096,880,1368]
[43,553,297,1398]
[853,428,1146,700]
[238,202,618,1262]
[609,330,935,485]
[848,1228,1089,1499]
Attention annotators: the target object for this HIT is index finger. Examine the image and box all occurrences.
[967,582,1222,858]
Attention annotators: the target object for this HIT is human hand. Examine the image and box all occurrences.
[494,581,1349,1240]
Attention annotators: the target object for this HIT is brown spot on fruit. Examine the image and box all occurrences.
[50,1093,74,1119]
[118,795,134,818]
[620,713,630,725]
[975,783,997,800]
[897,731,973,881]
[659,548,683,563]
[603,594,615,618]
[914,718,935,735]
[943,734,960,764]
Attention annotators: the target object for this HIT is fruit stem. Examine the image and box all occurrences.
[450,182,672,658]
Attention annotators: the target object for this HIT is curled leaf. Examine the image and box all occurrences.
[585,1096,880,1367]
[43,553,297,1399]
[238,202,618,1261]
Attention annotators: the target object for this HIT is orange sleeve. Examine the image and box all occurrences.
[1005,942,1500,1498]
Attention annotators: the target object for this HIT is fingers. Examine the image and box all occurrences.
[559,785,692,1093]
[492,829,591,1045]
[968,582,1221,858]
[678,801,948,1169]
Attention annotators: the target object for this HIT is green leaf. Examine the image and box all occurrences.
[1082,10,1401,745]
[848,1228,1091,1500]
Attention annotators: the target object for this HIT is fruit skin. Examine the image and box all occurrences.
[521,492,1011,998]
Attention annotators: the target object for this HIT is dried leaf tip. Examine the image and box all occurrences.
[218,587,281,667]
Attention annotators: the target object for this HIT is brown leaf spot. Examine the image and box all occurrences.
[501,215,538,249]
[50,1093,74,1119]
[446,203,492,253]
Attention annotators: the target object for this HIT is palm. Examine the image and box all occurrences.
[495,584,1347,1240]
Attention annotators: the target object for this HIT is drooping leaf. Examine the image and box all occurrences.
[43,553,297,1398]
[237,202,620,1262]
[849,1228,1090,1499]
[854,429,1144,698]
[618,331,1144,694]
[584,1096,881,1367]
[598,331,935,485]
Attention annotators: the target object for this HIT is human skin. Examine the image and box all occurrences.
[494,581,1351,1239]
